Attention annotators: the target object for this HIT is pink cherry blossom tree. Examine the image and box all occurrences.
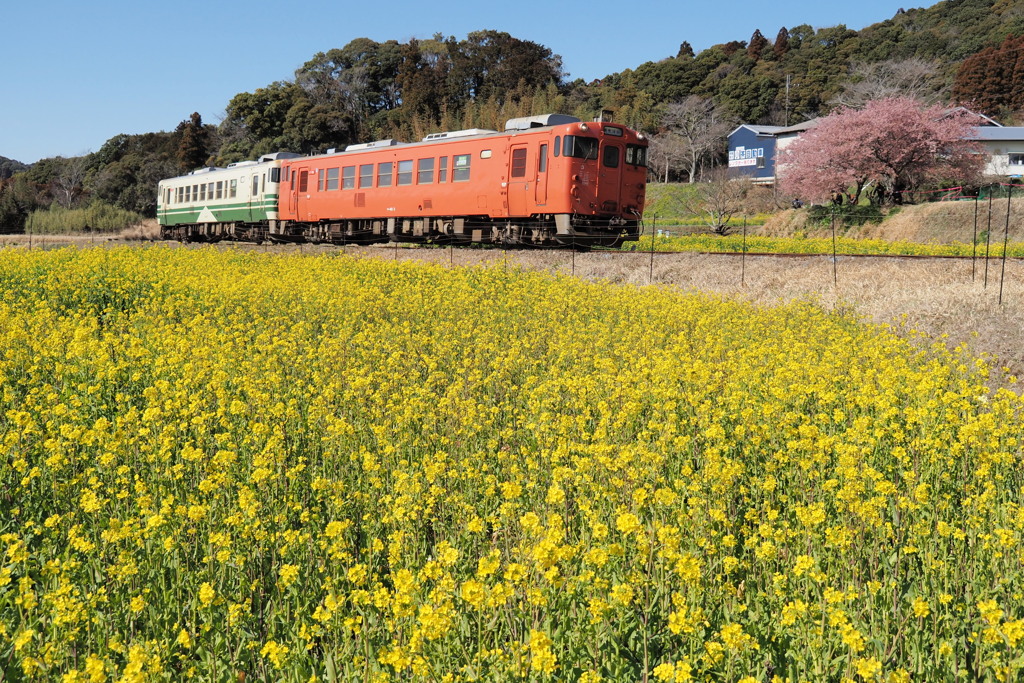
[778,97,986,205]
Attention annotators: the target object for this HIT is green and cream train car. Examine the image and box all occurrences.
[157,152,301,242]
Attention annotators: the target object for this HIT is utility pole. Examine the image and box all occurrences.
[785,75,791,127]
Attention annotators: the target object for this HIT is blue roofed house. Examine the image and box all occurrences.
[727,120,819,184]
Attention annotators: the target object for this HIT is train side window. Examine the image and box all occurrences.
[343,166,355,189]
[511,148,527,178]
[261,175,265,192]
[327,167,339,191]
[453,154,470,182]
[539,144,548,172]
[399,158,415,184]
[397,160,413,185]
[439,156,448,183]
[270,168,281,184]
[603,145,620,168]
[554,136,560,157]
[216,181,223,199]
[378,162,393,187]
[417,158,434,184]
[193,185,199,201]
[230,179,237,198]
[298,172,308,194]
[360,164,373,188]
[184,186,190,202]
[177,187,182,203]
[210,182,215,197]
[252,176,259,196]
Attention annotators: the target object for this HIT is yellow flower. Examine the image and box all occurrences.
[198,582,215,608]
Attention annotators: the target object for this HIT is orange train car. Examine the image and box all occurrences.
[275,114,648,248]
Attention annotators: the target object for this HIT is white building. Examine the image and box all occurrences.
[967,127,1024,177]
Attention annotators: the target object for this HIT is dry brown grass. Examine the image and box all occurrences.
[119,219,162,241]
[761,198,1024,243]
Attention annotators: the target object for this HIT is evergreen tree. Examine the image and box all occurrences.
[747,30,769,60]
[176,112,210,173]
[773,28,791,58]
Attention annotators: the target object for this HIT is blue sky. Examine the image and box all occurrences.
[2,0,916,164]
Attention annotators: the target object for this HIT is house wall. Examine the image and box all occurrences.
[727,128,777,181]
[979,140,1024,177]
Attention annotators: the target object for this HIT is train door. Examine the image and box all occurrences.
[248,173,260,222]
[292,166,311,221]
[507,144,534,216]
[534,143,549,206]
[598,141,624,212]
[159,187,170,225]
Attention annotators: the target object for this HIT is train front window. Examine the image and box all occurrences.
[626,144,648,167]
[563,135,598,160]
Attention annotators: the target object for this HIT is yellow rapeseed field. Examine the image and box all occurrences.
[0,246,1022,682]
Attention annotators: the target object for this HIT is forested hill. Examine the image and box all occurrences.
[2,0,1023,228]
[215,0,1024,164]
[0,156,28,179]
[608,0,1024,127]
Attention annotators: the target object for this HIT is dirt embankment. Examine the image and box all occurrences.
[760,198,1024,243]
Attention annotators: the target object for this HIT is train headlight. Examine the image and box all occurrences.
[579,123,589,132]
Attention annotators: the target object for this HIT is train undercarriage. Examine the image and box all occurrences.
[160,213,641,249]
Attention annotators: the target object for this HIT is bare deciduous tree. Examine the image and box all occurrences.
[646,133,688,183]
[52,156,89,210]
[662,96,734,183]
[834,58,946,109]
[682,169,761,235]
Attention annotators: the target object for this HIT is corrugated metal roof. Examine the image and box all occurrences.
[775,119,820,134]
[967,127,1024,141]
[730,124,784,137]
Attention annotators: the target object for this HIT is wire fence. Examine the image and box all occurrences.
[631,182,1023,304]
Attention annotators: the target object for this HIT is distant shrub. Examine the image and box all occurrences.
[25,202,144,234]
[807,204,884,228]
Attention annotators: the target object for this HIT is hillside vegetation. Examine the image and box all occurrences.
[3,0,1023,231]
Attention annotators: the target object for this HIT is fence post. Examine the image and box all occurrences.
[831,210,838,288]
[972,192,979,282]
[985,189,994,288]
[649,214,657,285]
[741,215,747,288]
[1000,183,1013,305]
